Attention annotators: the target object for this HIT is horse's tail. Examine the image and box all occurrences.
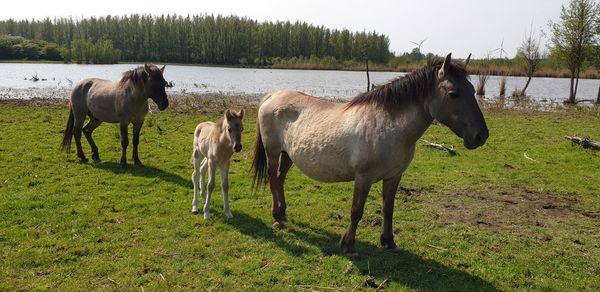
[60,105,74,152]
[251,114,268,192]
[191,125,201,164]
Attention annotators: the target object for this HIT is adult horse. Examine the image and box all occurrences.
[61,64,169,167]
[252,54,488,256]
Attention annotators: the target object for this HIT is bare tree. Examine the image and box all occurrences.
[549,0,600,104]
[517,26,544,97]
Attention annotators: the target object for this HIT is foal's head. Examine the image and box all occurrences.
[224,109,245,152]
[427,54,489,149]
[123,64,169,110]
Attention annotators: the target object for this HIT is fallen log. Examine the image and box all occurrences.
[421,139,457,156]
[564,136,600,150]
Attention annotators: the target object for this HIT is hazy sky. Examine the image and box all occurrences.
[1,0,570,58]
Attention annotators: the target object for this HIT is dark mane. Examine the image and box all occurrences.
[120,65,162,86]
[347,57,468,109]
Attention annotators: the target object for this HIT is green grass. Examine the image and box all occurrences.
[0,101,599,291]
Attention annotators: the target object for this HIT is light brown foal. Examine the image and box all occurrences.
[192,109,244,219]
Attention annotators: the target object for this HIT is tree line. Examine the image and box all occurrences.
[0,14,391,65]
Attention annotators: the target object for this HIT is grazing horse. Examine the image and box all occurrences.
[252,54,488,256]
[191,109,245,219]
[61,64,169,167]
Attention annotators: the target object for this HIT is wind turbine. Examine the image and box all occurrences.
[409,38,427,52]
[492,38,507,58]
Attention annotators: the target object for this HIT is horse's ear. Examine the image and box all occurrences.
[144,64,151,76]
[465,53,471,67]
[238,109,244,119]
[439,53,452,79]
[225,109,233,121]
[160,65,166,73]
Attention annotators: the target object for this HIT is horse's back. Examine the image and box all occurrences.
[258,90,358,181]
[193,121,224,159]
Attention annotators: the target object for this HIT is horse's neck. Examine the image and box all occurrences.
[384,102,433,144]
[217,122,232,146]
[122,81,147,104]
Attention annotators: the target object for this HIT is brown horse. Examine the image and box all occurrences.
[61,64,169,167]
[252,54,488,256]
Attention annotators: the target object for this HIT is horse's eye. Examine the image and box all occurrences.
[448,91,458,98]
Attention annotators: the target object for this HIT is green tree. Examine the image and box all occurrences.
[549,0,600,103]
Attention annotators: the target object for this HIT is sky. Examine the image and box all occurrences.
[0,0,571,58]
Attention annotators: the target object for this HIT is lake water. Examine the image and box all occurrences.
[0,63,598,102]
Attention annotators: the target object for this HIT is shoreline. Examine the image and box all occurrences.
[2,60,599,80]
[2,91,598,117]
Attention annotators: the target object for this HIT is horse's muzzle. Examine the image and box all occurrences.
[234,144,242,152]
[464,128,489,149]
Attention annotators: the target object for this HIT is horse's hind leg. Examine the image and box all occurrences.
[191,150,206,214]
[73,114,87,163]
[83,114,102,162]
[275,152,293,221]
[265,151,285,228]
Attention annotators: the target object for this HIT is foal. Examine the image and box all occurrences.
[191,109,244,219]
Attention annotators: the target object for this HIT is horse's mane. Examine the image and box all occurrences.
[120,65,162,86]
[347,57,468,109]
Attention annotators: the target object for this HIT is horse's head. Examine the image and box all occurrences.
[142,64,169,111]
[224,109,245,152]
[427,53,488,149]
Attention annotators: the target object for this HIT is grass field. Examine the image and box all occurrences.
[1,98,599,291]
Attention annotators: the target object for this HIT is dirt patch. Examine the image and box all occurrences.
[437,188,600,231]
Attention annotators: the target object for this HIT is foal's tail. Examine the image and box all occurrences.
[60,105,74,152]
[251,119,268,191]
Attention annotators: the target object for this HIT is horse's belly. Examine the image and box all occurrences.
[287,149,355,182]
[87,98,119,123]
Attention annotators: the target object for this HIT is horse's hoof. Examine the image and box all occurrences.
[224,211,234,219]
[134,160,143,166]
[120,161,127,168]
[203,213,211,219]
[386,247,403,254]
[272,221,285,229]
[347,252,361,260]
[79,157,88,163]
[192,209,199,215]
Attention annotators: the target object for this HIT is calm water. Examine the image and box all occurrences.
[0,63,598,102]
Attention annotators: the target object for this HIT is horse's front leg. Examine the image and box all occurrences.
[203,160,217,219]
[119,121,129,168]
[340,175,372,257]
[220,161,233,219]
[381,175,401,251]
[132,120,144,166]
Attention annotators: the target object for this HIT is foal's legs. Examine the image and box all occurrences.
[203,160,217,219]
[132,120,144,166]
[119,121,129,167]
[83,116,102,162]
[340,175,372,256]
[73,114,88,163]
[380,175,401,251]
[220,161,234,219]
[191,152,207,214]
